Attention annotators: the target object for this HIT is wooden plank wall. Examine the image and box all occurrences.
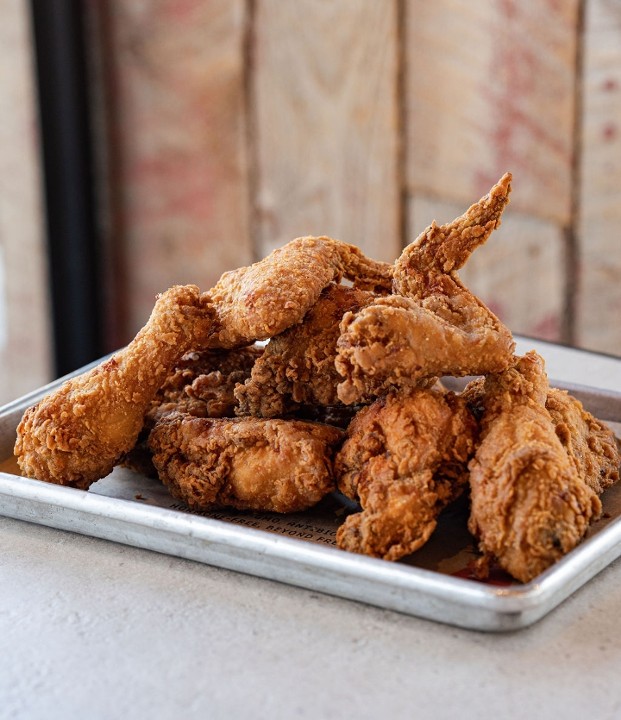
[252,0,401,261]
[0,0,51,404]
[577,0,621,355]
[91,0,253,338]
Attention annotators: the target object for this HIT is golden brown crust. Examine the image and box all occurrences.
[149,413,343,513]
[235,283,376,417]
[151,346,262,419]
[336,294,514,404]
[120,346,262,476]
[546,388,620,495]
[334,388,477,561]
[468,352,602,583]
[335,175,515,404]
[463,377,621,498]
[393,172,512,295]
[208,236,392,349]
[15,285,215,489]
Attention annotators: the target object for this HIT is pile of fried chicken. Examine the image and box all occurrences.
[14,173,621,583]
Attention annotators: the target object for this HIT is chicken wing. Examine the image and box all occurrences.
[209,236,392,349]
[15,285,215,489]
[334,388,477,560]
[235,283,376,417]
[149,412,343,513]
[336,175,515,404]
[467,352,602,583]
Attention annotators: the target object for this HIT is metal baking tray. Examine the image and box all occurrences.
[1,358,621,632]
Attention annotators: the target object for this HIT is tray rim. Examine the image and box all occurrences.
[1,346,621,632]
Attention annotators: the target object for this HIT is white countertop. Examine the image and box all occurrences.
[2,338,621,720]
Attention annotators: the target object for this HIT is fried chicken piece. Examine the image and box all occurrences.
[121,346,262,477]
[468,352,602,583]
[393,173,512,298]
[235,283,376,417]
[149,412,343,513]
[336,175,515,404]
[546,388,620,495]
[462,378,621,496]
[208,236,392,349]
[15,285,215,489]
[334,388,477,560]
[151,345,263,420]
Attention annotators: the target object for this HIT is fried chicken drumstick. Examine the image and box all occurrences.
[467,352,602,583]
[335,388,477,560]
[336,174,515,404]
[149,412,343,513]
[15,285,214,489]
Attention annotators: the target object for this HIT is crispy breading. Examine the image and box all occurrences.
[546,388,620,495]
[335,388,477,560]
[336,175,515,404]
[121,346,262,476]
[208,236,392,349]
[235,283,376,417]
[15,285,215,489]
[149,412,343,513]
[467,352,602,583]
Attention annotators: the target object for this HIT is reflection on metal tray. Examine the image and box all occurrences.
[1,360,620,632]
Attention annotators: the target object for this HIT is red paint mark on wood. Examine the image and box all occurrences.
[163,0,202,23]
[485,298,507,322]
[498,0,518,20]
[530,312,560,340]
[474,1,571,196]
[602,123,618,142]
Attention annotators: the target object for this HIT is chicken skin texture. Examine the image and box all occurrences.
[121,346,262,477]
[462,378,620,497]
[467,352,602,583]
[149,345,263,421]
[15,285,215,489]
[235,283,376,418]
[336,174,515,404]
[149,412,343,513]
[335,388,477,561]
[546,388,620,495]
[208,236,392,349]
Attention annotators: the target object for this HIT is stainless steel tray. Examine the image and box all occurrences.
[1,360,621,632]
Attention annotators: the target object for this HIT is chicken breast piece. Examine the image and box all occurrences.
[149,413,343,513]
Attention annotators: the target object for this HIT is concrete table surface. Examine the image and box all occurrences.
[2,338,621,720]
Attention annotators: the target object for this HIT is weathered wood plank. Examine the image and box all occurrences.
[0,0,51,403]
[405,0,580,225]
[576,0,621,355]
[101,0,253,336]
[253,0,401,261]
[409,196,566,342]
